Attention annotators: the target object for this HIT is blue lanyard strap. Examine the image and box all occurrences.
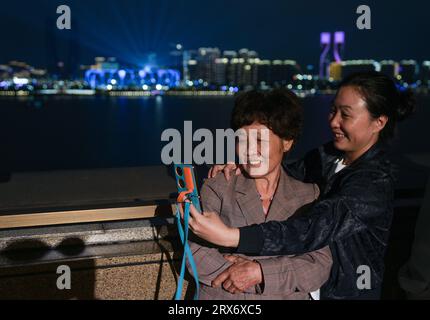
[174,201,200,300]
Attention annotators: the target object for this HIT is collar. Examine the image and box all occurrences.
[234,169,299,224]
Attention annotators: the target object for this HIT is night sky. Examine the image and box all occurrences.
[1,0,429,69]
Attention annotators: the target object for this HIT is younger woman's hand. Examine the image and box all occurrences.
[181,203,240,248]
[208,163,241,180]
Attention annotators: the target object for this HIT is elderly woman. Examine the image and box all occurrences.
[186,89,332,300]
[185,72,416,300]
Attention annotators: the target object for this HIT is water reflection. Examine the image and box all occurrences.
[1,94,429,172]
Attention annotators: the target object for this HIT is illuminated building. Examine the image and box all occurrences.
[271,60,285,85]
[241,59,256,87]
[229,57,244,86]
[257,60,271,85]
[329,62,342,81]
[238,48,258,59]
[0,65,11,79]
[182,50,191,82]
[270,60,300,85]
[196,47,220,84]
[183,49,198,82]
[214,58,228,85]
[320,32,331,78]
[320,31,346,78]
[399,60,418,84]
[380,60,399,79]
[238,48,249,59]
[340,60,378,79]
[187,59,198,82]
[92,57,119,71]
[333,31,345,63]
[223,51,237,86]
[420,61,430,87]
[85,66,180,89]
[284,60,301,81]
[247,58,259,87]
[223,51,238,60]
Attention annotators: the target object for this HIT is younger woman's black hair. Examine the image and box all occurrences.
[338,71,416,141]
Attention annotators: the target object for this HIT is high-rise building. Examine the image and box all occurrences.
[231,58,245,86]
[284,60,301,82]
[399,60,418,84]
[0,65,11,79]
[241,59,258,87]
[420,61,430,87]
[333,31,345,63]
[187,59,198,82]
[92,57,119,70]
[320,31,346,78]
[238,48,249,59]
[320,32,331,78]
[196,47,220,84]
[269,60,299,85]
[329,62,342,81]
[223,51,238,59]
[270,60,284,85]
[9,61,31,78]
[380,60,399,79]
[248,58,259,87]
[223,51,238,86]
[214,58,228,85]
[341,60,377,79]
[183,50,198,82]
[328,60,378,80]
[257,60,271,85]
[248,50,258,58]
[182,47,263,87]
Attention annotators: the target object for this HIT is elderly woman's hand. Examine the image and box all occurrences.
[208,163,242,180]
[181,203,240,248]
[212,255,263,294]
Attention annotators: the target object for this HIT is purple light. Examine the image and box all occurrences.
[334,31,345,44]
[139,70,146,78]
[320,32,331,77]
[320,32,331,45]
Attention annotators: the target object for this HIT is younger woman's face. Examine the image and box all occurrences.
[329,86,386,161]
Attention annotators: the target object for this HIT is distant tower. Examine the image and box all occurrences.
[182,50,190,82]
[333,31,345,63]
[320,32,331,78]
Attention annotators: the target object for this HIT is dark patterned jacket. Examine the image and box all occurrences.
[237,141,395,300]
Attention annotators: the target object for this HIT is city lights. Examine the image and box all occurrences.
[1,38,429,98]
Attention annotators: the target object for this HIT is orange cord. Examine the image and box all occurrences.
[177,167,196,203]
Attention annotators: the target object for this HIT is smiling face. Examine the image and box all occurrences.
[329,86,387,163]
[237,122,293,178]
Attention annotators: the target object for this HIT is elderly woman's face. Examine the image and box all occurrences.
[237,122,292,178]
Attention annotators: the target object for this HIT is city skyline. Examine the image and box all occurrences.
[1,0,429,70]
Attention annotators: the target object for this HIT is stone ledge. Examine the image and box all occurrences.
[0,217,177,252]
[0,239,193,300]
